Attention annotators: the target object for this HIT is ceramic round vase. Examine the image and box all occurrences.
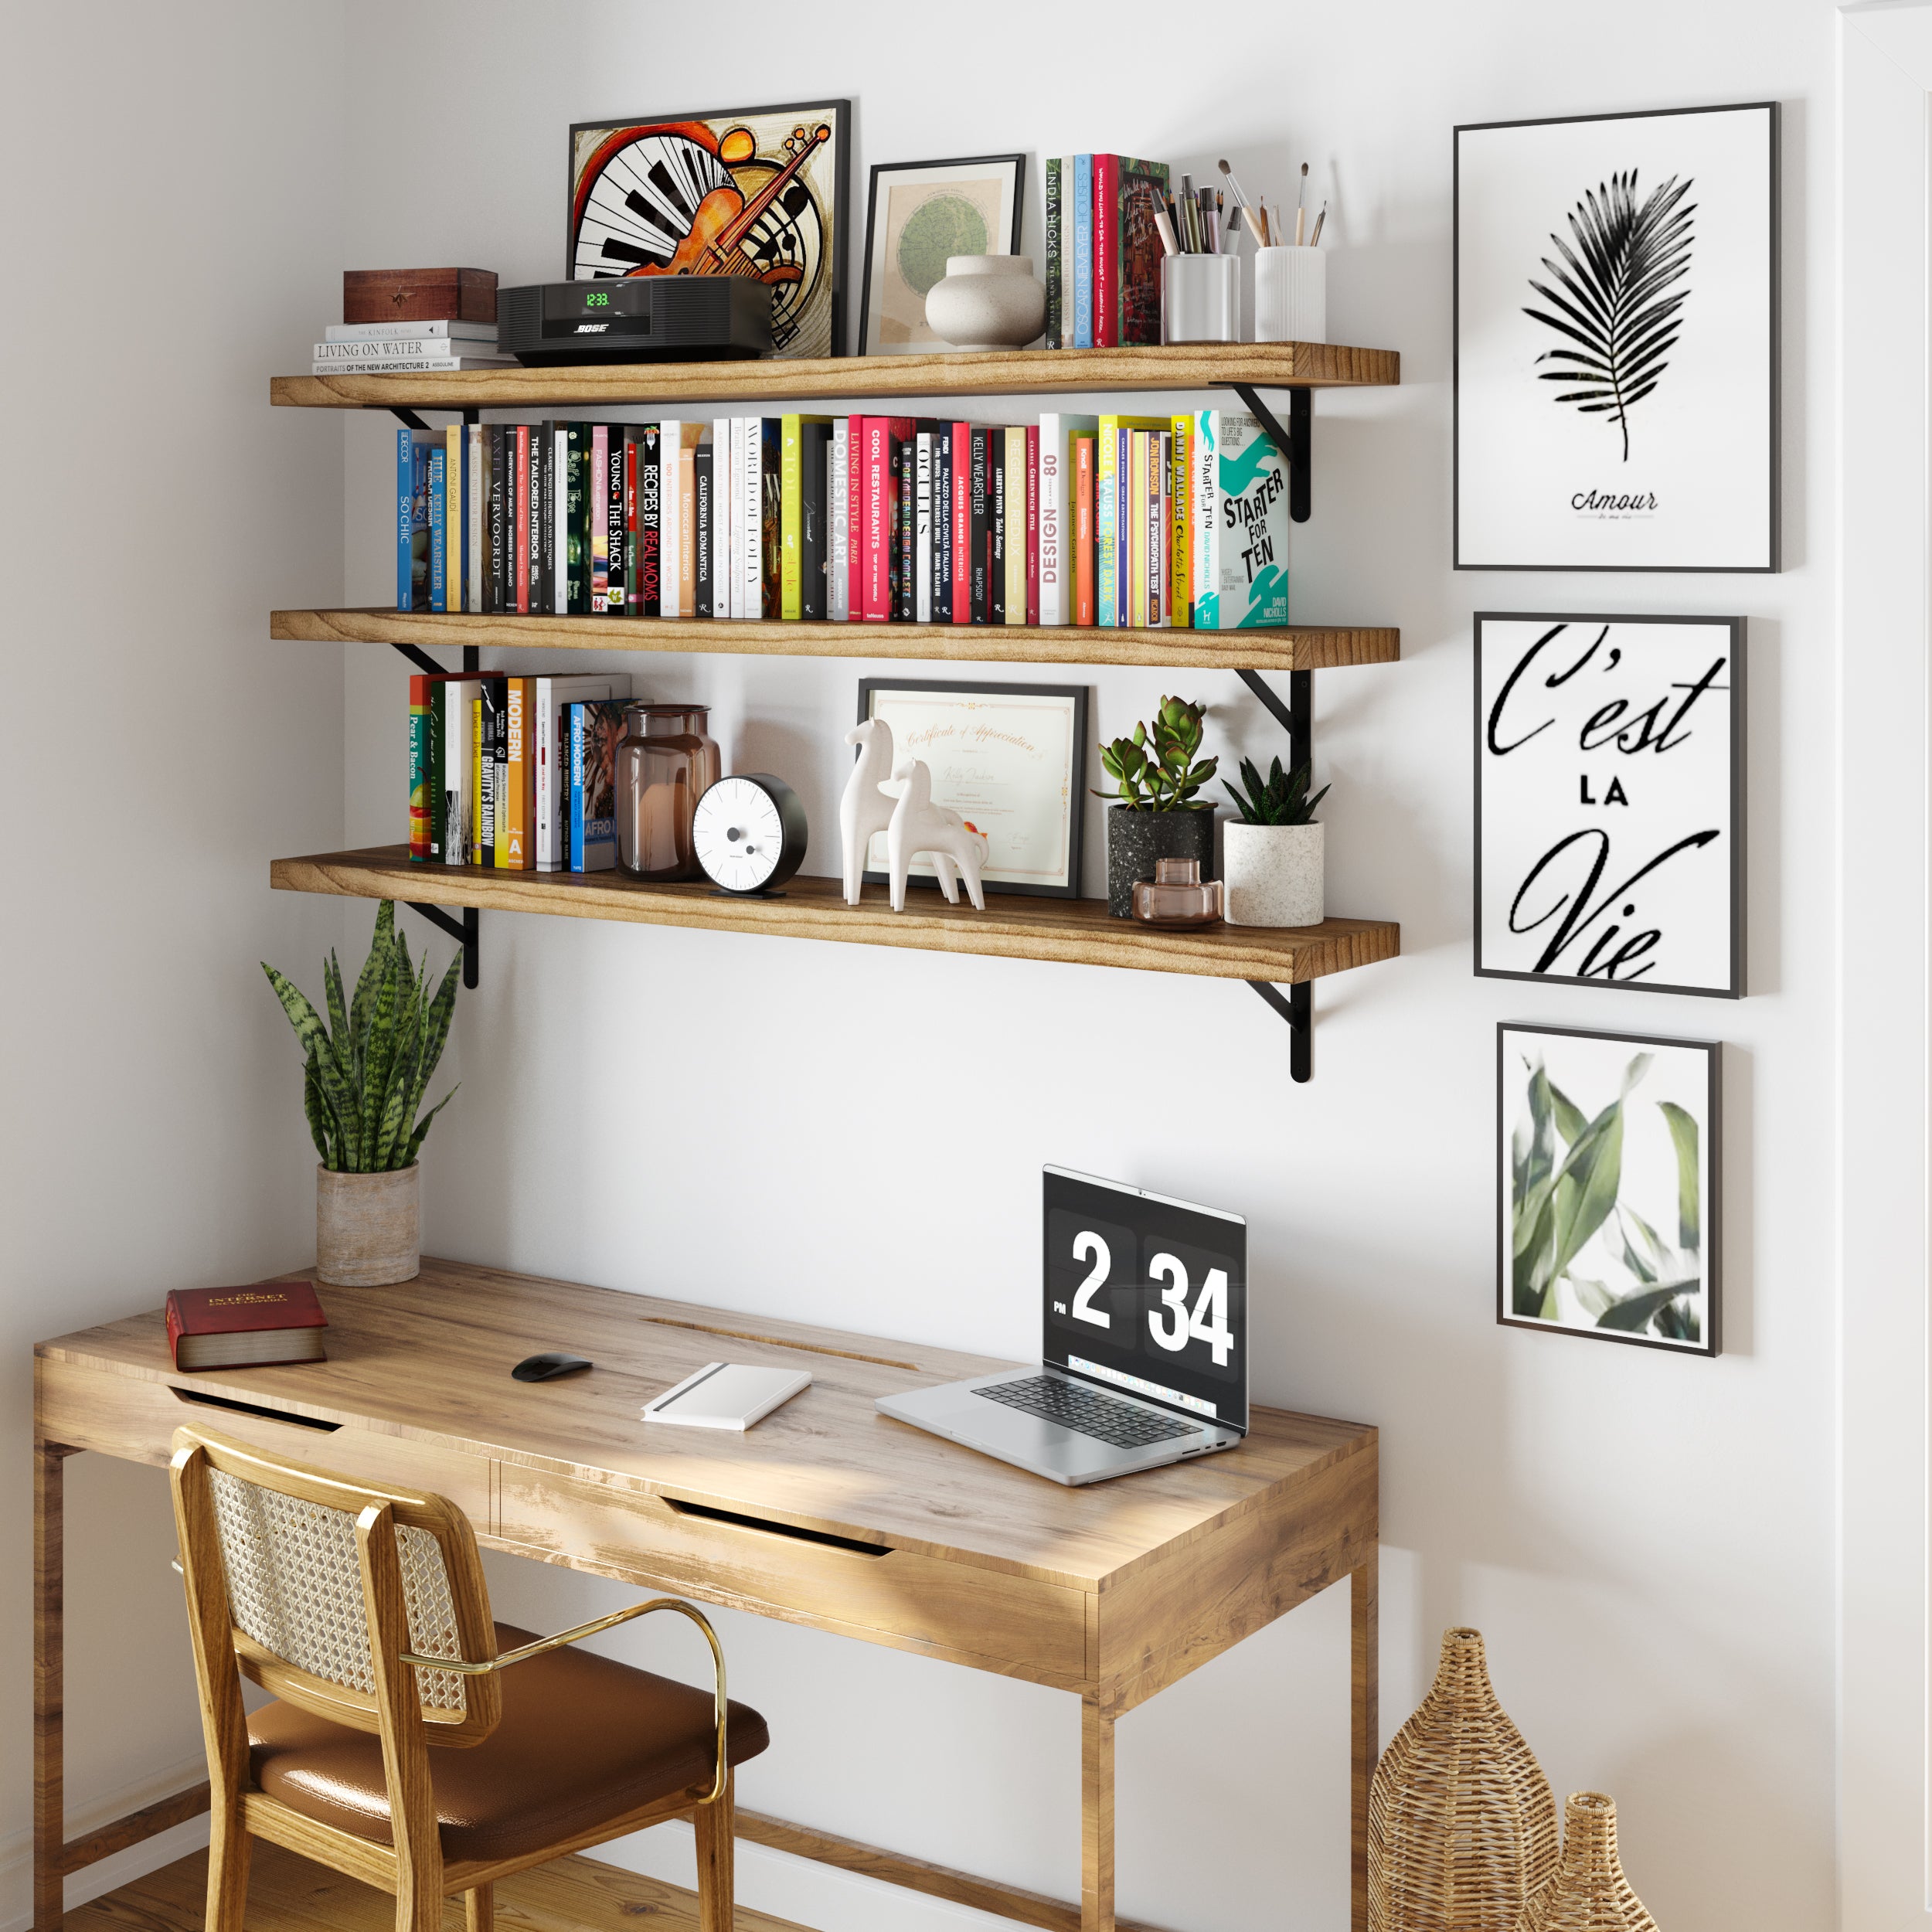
[1367,1627,1558,1932]
[1223,821,1324,927]
[316,1164,420,1287]
[925,256,1047,352]
[1517,1793,1659,1932]
[1106,807,1216,918]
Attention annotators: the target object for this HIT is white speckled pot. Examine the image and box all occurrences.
[1223,822,1324,927]
[925,256,1046,352]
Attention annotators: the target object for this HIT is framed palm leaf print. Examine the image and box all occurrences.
[1454,103,1778,571]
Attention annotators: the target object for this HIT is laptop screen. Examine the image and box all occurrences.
[1042,1166,1248,1434]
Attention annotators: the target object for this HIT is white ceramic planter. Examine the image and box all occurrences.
[925,255,1046,352]
[1223,821,1324,927]
[316,1164,420,1286]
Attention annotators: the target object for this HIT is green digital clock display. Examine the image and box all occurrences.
[584,291,610,308]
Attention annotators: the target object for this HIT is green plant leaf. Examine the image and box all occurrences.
[1614,1207,1658,1285]
[302,1051,335,1168]
[1549,1101,1624,1280]
[358,944,403,1171]
[322,951,349,1075]
[1597,1277,1698,1333]
[263,963,362,1165]
[349,901,396,1063]
[1658,1100,1701,1250]
[1547,1080,1590,1145]
[399,1085,457,1168]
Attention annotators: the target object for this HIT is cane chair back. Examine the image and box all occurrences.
[171,1424,502,1745]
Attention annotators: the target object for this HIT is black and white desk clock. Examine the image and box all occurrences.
[692,774,809,896]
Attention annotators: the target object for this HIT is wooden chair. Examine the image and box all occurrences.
[168,1423,768,1932]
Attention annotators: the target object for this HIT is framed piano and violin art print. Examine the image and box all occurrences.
[568,100,850,359]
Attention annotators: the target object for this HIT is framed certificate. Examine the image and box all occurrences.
[856,678,1088,898]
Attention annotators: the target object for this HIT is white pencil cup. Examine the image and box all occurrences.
[1161,254,1240,344]
[1253,247,1327,343]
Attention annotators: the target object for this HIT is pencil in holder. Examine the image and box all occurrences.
[1161,254,1240,345]
[1253,247,1327,344]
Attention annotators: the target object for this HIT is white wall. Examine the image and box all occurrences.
[0,0,348,1919]
[330,4,1843,1927]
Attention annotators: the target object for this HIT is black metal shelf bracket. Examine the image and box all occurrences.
[1213,383,1311,523]
[1234,666,1315,1080]
[404,903,479,991]
[1247,980,1312,1083]
[389,641,482,675]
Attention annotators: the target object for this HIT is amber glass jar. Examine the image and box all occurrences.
[615,705,722,881]
[1131,857,1224,927]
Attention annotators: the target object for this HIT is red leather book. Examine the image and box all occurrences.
[165,1280,328,1372]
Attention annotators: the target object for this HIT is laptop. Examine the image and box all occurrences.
[876,1166,1247,1485]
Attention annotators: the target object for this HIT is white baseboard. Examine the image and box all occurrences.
[0,1760,213,1932]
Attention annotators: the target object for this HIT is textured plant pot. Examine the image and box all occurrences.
[925,255,1046,352]
[316,1164,420,1287]
[1106,808,1216,918]
[1223,821,1324,927]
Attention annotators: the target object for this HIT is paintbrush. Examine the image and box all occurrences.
[1294,162,1308,246]
[1308,201,1327,247]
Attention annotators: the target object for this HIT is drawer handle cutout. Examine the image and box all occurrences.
[663,1497,887,1558]
[172,1387,341,1432]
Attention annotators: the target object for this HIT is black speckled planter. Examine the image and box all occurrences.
[1106,807,1217,917]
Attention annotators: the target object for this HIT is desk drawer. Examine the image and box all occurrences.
[36,1356,492,1522]
[493,1468,1090,1689]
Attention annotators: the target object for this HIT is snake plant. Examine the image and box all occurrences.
[262,901,460,1172]
[1095,696,1218,811]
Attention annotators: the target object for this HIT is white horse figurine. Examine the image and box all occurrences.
[882,758,989,913]
[839,718,897,904]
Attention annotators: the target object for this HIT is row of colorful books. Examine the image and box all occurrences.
[1042,155,1170,351]
[406,672,632,872]
[396,409,1288,632]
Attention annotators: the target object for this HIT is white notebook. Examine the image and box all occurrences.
[641,1362,812,1431]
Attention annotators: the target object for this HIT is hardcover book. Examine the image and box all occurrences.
[590,424,611,611]
[408,676,432,862]
[1044,158,1063,350]
[693,441,714,617]
[1036,414,1098,624]
[637,425,663,616]
[1073,156,1096,350]
[166,1279,328,1372]
[427,446,447,613]
[566,423,590,615]
[1192,410,1290,630]
[569,699,629,872]
[445,423,464,613]
[799,418,831,620]
[536,674,632,869]
[606,423,628,615]
[1114,158,1171,347]
[396,427,434,611]
[828,419,850,621]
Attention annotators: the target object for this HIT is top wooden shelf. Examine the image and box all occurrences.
[270,341,1400,412]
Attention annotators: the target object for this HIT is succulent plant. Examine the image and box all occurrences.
[1094,696,1218,811]
[262,900,461,1173]
[1223,756,1330,826]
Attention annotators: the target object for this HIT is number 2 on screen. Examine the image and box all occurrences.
[1070,1231,1111,1328]
[1147,1253,1233,1365]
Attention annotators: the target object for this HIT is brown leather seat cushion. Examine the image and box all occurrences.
[248,1622,768,1867]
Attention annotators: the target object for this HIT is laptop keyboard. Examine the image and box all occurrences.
[975,1376,1198,1449]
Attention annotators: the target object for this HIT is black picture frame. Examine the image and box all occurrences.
[1497,1022,1722,1358]
[566,99,852,360]
[1453,100,1780,573]
[857,152,1027,358]
[1473,611,1747,998]
[855,676,1087,899]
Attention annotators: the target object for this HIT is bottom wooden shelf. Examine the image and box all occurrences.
[270,845,1400,986]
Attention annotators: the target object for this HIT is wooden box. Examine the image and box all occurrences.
[343,267,497,325]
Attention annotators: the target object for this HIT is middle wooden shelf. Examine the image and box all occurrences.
[273,845,1401,986]
[273,607,1400,674]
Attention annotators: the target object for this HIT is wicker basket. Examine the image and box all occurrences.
[1368,1627,1558,1932]
[1515,1793,1658,1931]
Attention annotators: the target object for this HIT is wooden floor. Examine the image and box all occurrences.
[66,1840,811,1932]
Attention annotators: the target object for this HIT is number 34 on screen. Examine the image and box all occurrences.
[1055,1227,1236,1367]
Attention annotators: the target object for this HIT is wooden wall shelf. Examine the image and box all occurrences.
[272,607,1400,675]
[270,341,1398,412]
[271,846,1400,988]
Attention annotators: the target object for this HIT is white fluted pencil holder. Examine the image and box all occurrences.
[1254,247,1327,343]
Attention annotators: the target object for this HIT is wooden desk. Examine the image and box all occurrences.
[34,1260,1377,1932]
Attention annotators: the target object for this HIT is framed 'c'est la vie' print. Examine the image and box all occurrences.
[1475,612,1745,998]
[1454,100,1779,571]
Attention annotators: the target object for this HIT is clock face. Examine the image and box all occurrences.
[692,777,791,893]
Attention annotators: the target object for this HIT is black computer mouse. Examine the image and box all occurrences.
[512,1352,593,1383]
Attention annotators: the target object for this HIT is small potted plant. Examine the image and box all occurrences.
[1096,696,1219,917]
[1222,756,1330,927]
[262,901,460,1287]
